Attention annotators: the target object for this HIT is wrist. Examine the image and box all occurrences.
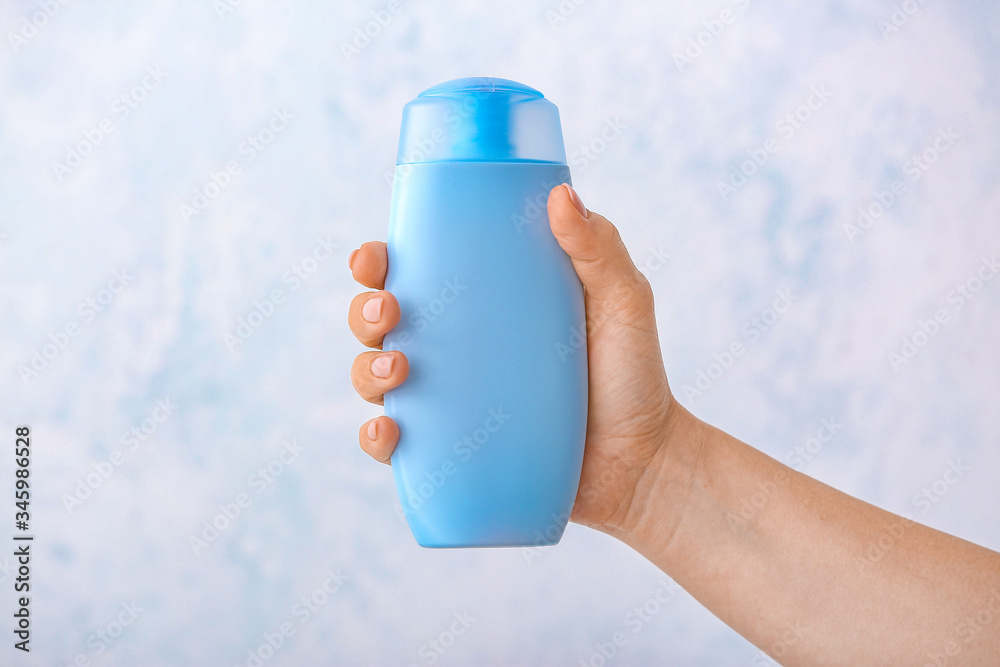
[604,397,708,559]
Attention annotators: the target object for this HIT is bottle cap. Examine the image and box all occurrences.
[396,77,567,165]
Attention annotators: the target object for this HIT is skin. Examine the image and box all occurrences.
[348,183,1000,665]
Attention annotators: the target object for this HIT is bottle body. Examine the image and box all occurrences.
[384,161,587,548]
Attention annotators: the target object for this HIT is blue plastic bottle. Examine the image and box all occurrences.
[383,77,588,548]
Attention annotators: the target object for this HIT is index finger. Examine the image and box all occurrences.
[348,241,388,290]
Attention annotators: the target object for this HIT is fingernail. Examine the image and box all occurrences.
[370,353,394,379]
[348,248,359,271]
[564,183,588,218]
[367,420,378,440]
[362,295,383,323]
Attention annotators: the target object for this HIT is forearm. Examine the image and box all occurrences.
[615,402,1000,666]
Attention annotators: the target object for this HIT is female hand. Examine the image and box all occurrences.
[347,183,683,538]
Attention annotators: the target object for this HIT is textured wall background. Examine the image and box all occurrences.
[1,1,998,665]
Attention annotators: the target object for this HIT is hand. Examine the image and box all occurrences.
[347,183,681,537]
[349,186,1000,666]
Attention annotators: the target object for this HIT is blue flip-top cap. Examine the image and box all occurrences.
[396,77,567,165]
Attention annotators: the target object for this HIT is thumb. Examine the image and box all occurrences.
[547,183,647,302]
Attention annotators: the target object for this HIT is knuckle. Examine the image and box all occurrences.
[351,357,374,388]
[634,271,654,302]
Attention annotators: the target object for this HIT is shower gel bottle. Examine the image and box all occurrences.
[383,77,587,548]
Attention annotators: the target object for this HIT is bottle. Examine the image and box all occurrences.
[383,77,587,548]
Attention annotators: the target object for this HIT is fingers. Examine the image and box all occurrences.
[350,242,402,464]
[547,184,649,303]
[349,241,388,290]
[351,350,409,405]
[360,416,399,465]
[348,290,401,349]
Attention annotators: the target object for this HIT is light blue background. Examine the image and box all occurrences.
[1,1,998,665]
